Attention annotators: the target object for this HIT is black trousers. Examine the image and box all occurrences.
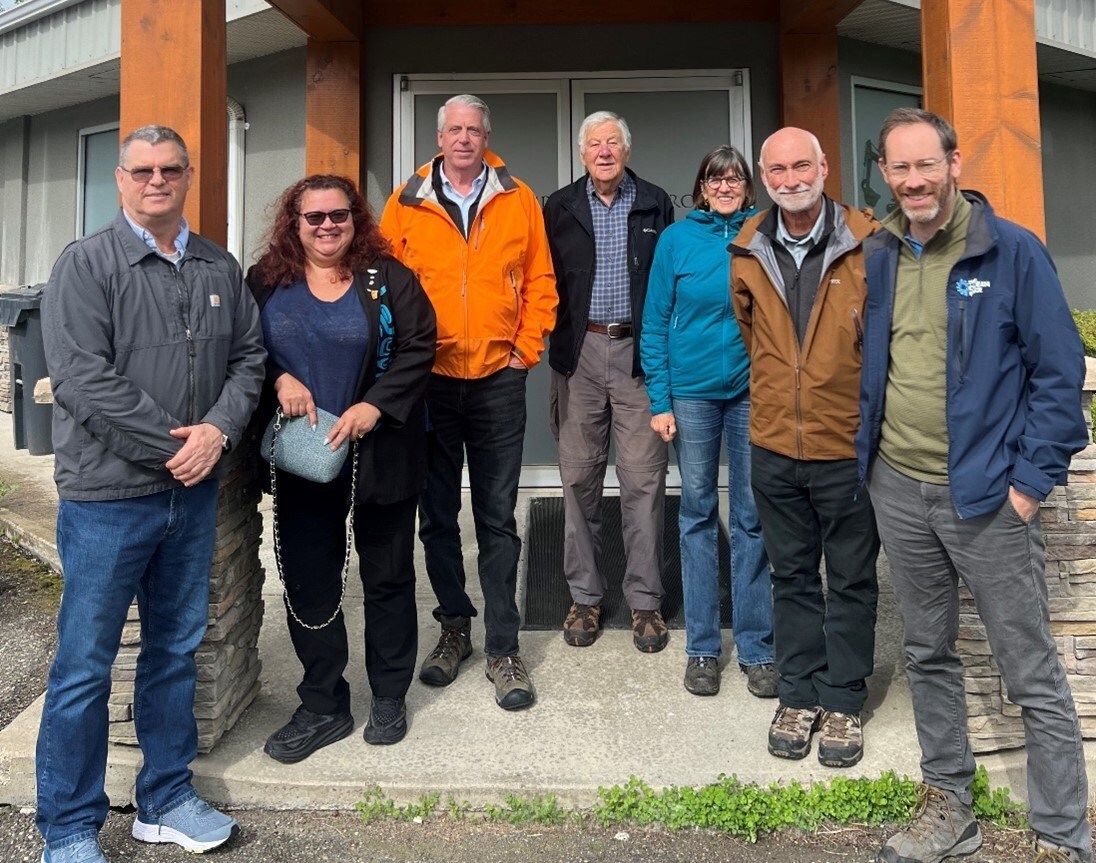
[750,446,880,714]
[273,470,418,715]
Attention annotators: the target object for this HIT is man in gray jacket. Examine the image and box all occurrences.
[35,125,265,863]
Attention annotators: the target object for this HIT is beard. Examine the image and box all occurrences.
[771,174,824,214]
[900,180,956,225]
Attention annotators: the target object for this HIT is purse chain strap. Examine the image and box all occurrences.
[268,407,359,631]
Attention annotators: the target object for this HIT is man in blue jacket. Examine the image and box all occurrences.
[857,108,1091,863]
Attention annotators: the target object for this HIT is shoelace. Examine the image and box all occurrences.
[773,707,815,734]
[693,657,717,669]
[429,628,468,659]
[822,711,860,737]
[1035,848,1080,863]
[900,785,955,841]
[491,657,525,682]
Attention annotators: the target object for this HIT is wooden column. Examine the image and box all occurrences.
[305,38,365,188]
[779,0,849,200]
[922,0,1045,238]
[119,0,228,245]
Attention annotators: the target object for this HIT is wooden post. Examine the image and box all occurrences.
[779,0,843,200]
[921,0,1045,238]
[305,38,365,188]
[119,0,228,245]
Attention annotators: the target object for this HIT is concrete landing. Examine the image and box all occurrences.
[0,411,1066,811]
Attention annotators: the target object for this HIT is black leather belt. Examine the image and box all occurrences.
[586,322,633,339]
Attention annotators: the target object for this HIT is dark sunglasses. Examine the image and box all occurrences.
[119,165,187,183]
[298,209,351,226]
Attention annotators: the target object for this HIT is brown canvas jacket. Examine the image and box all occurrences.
[729,197,877,461]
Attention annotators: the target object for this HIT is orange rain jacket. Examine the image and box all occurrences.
[380,151,557,380]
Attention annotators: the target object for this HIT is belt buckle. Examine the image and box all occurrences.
[606,322,627,339]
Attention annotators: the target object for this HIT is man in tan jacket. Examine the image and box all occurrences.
[729,126,879,769]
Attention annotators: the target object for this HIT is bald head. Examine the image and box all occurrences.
[758,126,828,219]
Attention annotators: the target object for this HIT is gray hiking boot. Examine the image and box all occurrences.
[419,618,472,686]
[485,654,536,710]
[1034,838,1093,863]
[742,662,779,698]
[877,784,981,863]
[684,656,720,695]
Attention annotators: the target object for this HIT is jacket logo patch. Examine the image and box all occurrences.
[208,294,221,308]
[642,227,658,234]
[955,278,989,297]
[830,278,841,285]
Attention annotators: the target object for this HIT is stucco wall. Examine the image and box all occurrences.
[228,48,306,270]
[1041,82,1096,311]
[15,96,118,286]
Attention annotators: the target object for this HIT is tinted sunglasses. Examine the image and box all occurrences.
[119,165,188,183]
[299,209,351,226]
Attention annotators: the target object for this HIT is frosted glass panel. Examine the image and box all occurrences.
[412,92,559,204]
[82,130,118,236]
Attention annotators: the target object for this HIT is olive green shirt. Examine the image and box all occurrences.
[878,193,972,483]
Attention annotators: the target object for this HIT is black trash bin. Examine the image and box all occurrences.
[0,284,52,456]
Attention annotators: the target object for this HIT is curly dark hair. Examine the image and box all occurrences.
[251,174,391,287]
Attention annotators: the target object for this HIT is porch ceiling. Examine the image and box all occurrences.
[0,7,305,125]
[838,0,1096,92]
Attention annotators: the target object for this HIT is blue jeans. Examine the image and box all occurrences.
[673,395,773,664]
[36,480,219,851]
[419,368,526,657]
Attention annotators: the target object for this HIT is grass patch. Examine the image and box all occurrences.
[0,479,14,499]
[0,538,62,612]
[1074,309,1096,357]
[354,767,1025,842]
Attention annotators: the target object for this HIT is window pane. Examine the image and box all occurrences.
[82,130,118,236]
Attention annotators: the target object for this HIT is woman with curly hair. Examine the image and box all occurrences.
[248,175,436,760]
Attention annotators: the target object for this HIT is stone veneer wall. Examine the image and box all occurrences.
[962,363,1096,753]
[107,446,265,752]
[0,327,10,412]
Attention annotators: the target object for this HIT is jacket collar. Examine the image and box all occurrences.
[557,167,662,229]
[398,149,516,207]
[111,209,218,266]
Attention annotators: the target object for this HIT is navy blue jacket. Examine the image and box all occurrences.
[855,191,1088,518]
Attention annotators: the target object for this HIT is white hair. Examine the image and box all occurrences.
[437,95,492,135]
[577,111,632,152]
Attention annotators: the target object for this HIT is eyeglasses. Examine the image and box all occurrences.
[881,155,952,181]
[298,209,351,226]
[705,175,746,191]
[119,165,188,183]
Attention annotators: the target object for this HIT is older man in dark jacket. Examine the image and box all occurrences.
[543,111,674,653]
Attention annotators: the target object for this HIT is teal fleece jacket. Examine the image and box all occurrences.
[641,207,755,414]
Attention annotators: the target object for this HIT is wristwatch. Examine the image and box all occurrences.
[221,433,231,452]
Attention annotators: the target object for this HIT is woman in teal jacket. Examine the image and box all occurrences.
[640,146,774,699]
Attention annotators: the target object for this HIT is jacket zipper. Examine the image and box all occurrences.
[171,266,195,424]
[957,296,968,383]
[794,354,804,460]
[852,307,863,355]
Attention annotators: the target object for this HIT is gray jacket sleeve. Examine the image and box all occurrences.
[42,243,183,469]
[198,264,266,446]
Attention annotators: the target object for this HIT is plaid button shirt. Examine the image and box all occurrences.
[587,173,636,324]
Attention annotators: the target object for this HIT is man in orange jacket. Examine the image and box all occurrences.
[381,94,557,711]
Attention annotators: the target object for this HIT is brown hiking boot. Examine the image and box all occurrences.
[877,784,981,863]
[817,710,864,767]
[767,705,821,760]
[419,618,472,687]
[485,654,536,710]
[631,608,669,653]
[563,602,601,647]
